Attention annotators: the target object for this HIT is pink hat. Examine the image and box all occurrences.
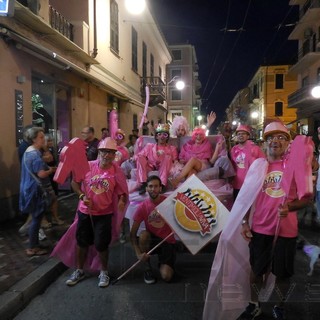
[263,122,290,140]
[235,124,250,134]
[98,137,117,150]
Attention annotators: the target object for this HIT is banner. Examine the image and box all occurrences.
[156,175,229,255]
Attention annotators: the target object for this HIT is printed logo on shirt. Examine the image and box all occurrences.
[148,209,165,228]
[235,152,245,169]
[262,170,285,198]
[173,188,217,236]
[89,174,110,194]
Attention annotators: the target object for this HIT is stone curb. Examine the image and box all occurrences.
[0,258,67,320]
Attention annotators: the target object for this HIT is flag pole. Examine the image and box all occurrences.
[111,231,174,285]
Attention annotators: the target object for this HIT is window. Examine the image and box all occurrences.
[110,0,119,54]
[133,114,138,130]
[132,27,138,72]
[142,42,147,78]
[275,74,284,89]
[302,76,309,87]
[171,69,181,78]
[317,68,320,83]
[150,54,154,78]
[275,102,283,116]
[171,90,182,100]
[172,49,182,60]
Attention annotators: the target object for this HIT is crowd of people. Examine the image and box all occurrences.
[18,117,317,320]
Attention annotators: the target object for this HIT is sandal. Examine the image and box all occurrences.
[52,218,65,226]
[26,247,48,257]
[41,221,52,229]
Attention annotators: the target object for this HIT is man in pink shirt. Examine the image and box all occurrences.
[230,124,265,199]
[65,137,128,288]
[237,122,312,320]
[135,124,178,194]
[130,175,176,284]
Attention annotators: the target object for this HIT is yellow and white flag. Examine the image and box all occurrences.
[156,175,229,255]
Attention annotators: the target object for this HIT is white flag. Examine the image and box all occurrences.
[156,175,230,255]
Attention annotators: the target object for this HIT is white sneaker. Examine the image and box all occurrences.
[66,269,85,286]
[38,228,47,241]
[98,271,110,288]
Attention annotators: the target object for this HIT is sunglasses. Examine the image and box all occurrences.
[266,135,288,143]
[156,132,169,138]
[116,133,124,140]
[99,149,116,155]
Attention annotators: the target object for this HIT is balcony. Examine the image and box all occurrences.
[288,85,317,108]
[140,77,166,107]
[288,38,320,75]
[49,5,73,41]
[10,1,97,65]
[299,0,320,20]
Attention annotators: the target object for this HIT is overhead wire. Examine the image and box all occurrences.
[201,0,231,98]
[204,0,252,108]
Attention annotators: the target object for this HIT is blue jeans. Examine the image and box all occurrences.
[28,211,44,248]
[316,190,320,221]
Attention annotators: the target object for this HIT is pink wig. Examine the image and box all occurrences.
[170,116,189,137]
[192,127,206,141]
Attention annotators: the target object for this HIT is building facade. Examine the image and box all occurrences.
[288,0,320,136]
[166,44,202,130]
[226,65,297,140]
[0,0,172,220]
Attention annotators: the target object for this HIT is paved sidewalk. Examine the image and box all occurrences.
[0,192,78,296]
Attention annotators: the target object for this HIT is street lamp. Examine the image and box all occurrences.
[125,0,146,15]
[311,85,320,98]
[251,111,259,119]
[197,115,203,126]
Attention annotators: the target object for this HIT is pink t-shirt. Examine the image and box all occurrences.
[133,195,176,243]
[231,141,265,189]
[252,160,299,238]
[78,161,122,216]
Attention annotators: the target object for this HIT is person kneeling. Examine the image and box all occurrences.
[130,175,176,284]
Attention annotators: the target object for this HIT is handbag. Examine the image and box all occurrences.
[24,157,54,209]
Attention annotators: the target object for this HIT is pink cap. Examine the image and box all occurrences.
[235,124,250,134]
[263,122,290,140]
[98,137,117,150]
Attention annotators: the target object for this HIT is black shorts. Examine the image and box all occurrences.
[76,211,112,252]
[150,233,176,269]
[249,231,296,278]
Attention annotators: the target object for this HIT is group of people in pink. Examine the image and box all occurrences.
[49,115,314,320]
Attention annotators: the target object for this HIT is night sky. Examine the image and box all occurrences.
[149,0,298,127]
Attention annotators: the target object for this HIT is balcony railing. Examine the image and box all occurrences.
[300,0,320,19]
[298,37,319,60]
[140,77,166,107]
[49,5,73,41]
[288,85,314,107]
